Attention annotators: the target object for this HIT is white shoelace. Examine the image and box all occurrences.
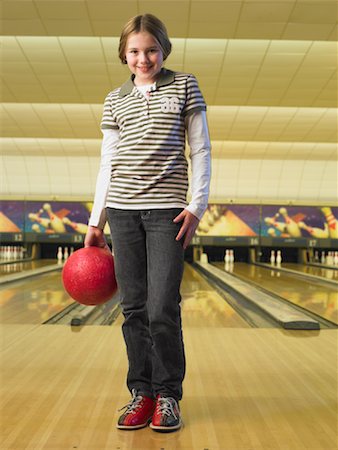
[156,396,178,420]
[118,389,142,414]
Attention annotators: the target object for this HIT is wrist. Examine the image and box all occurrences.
[89,225,103,231]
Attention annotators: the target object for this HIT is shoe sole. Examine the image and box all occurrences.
[116,419,152,430]
[149,420,182,433]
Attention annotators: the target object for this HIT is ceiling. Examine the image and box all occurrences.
[1,0,337,203]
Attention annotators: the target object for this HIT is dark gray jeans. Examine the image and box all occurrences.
[106,208,186,401]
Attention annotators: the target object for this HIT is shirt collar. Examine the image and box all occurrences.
[118,68,175,97]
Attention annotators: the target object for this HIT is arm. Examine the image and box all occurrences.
[186,110,211,220]
[84,129,119,248]
[174,111,211,249]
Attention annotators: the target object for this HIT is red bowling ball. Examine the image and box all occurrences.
[62,246,117,305]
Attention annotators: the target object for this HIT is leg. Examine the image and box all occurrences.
[143,208,186,401]
[106,208,153,398]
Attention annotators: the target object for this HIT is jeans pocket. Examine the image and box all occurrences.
[151,208,184,222]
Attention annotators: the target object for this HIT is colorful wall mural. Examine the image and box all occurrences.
[24,202,91,234]
[0,201,24,232]
[197,204,260,236]
[261,206,338,239]
[0,201,337,240]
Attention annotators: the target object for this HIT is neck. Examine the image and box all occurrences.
[134,79,154,86]
[132,69,162,86]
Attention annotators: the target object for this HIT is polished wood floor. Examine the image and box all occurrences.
[216,262,338,325]
[1,265,337,450]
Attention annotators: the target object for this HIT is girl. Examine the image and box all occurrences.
[85,13,211,432]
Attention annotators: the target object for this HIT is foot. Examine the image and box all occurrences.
[150,394,182,432]
[117,389,155,430]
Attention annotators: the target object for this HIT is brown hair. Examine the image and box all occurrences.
[118,14,172,64]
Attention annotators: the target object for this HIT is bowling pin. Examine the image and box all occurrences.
[298,221,329,239]
[224,249,230,263]
[267,227,277,237]
[57,246,63,263]
[321,207,338,238]
[270,250,275,265]
[321,251,326,264]
[229,249,234,264]
[29,213,51,229]
[63,247,69,261]
[31,224,41,233]
[264,216,288,234]
[334,252,338,266]
[276,250,282,266]
[206,210,215,227]
[314,251,319,263]
[210,205,221,221]
[63,217,88,234]
[43,203,66,233]
[279,208,302,237]
[197,222,210,233]
[327,252,334,266]
[330,252,334,265]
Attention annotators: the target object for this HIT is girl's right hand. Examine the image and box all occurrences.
[84,225,109,251]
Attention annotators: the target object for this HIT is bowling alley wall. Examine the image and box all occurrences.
[0,200,337,250]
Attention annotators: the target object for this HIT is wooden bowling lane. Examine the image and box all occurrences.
[223,263,338,326]
[0,259,57,277]
[1,322,336,449]
[283,262,338,282]
[180,263,250,328]
[0,262,247,332]
[97,264,250,329]
[0,271,74,325]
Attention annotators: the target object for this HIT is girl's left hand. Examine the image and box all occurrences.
[173,209,200,250]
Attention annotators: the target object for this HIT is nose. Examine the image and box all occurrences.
[139,52,149,64]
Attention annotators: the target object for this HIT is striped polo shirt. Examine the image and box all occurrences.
[100,68,207,210]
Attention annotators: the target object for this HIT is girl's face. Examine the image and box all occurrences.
[125,31,164,85]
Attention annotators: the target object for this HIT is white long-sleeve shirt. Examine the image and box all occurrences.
[89,110,211,230]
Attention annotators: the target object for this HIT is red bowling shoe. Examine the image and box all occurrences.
[117,389,155,430]
[150,394,182,432]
